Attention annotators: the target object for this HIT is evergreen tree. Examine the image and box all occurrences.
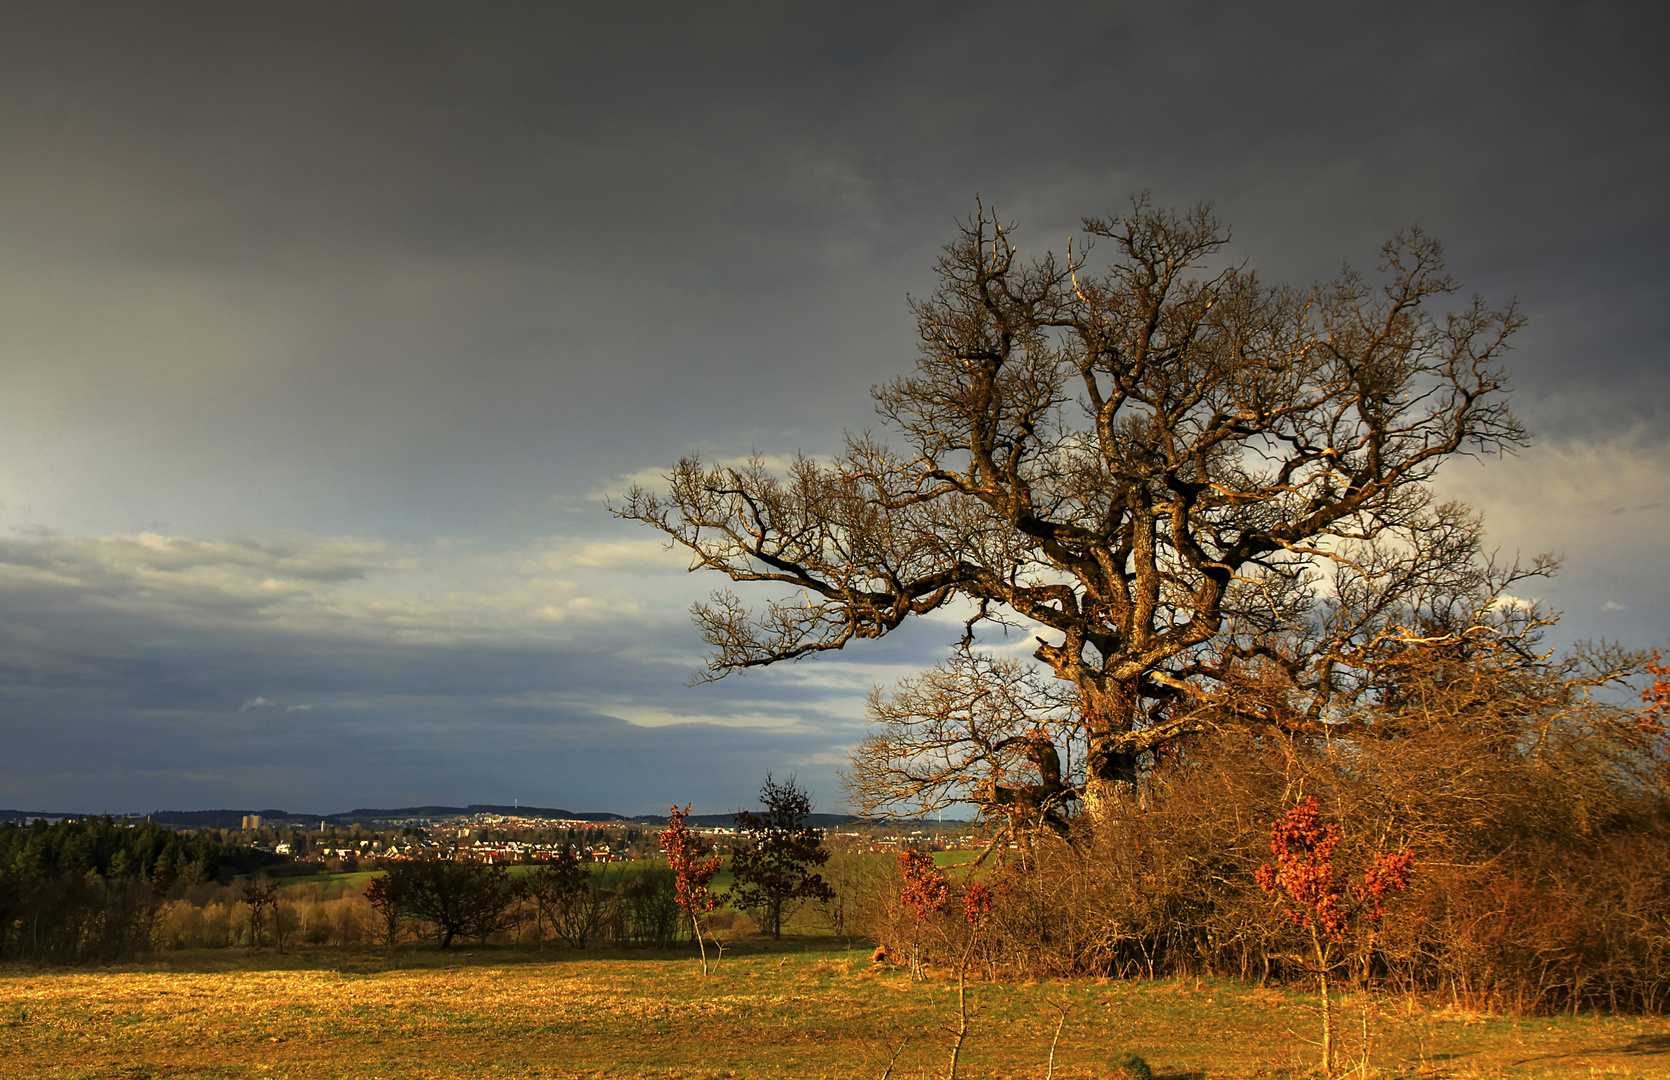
[729,775,832,938]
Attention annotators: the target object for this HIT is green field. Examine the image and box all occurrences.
[264,850,921,897]
[269,870,383,892]
[3,942,1668,1079]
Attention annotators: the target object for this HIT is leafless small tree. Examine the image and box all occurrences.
[363,873,406,948]
[240,878,279,950]
[848,652,1079,838]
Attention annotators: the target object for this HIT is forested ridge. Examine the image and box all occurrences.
[0,816,280,883]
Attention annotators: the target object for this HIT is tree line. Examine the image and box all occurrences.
[0,816,284,963]
[0,781,840,964]
[364,774,833,952]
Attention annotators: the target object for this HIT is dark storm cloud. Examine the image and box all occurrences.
[0,2,1663,811]
[0,529,909,813]
[3,3,1662,528]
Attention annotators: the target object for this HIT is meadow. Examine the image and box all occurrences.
[4,941,1669,1080]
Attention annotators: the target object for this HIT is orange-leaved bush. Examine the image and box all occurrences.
[895,847,951,978]
[898,848,951,919]
[1633,652,1670,783]
[1257,796,1415,1077]
[1256,796,1347,939]
[1357,850,1415,920]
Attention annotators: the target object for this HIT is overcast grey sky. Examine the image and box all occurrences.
[1,2,1665,815]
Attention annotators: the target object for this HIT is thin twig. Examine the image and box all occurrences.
[944,938,980,1080]
[1045,1004,1070,1080]
[877,1041,905,1080]
[945,963,970,1080]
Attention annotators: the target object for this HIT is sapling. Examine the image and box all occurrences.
[1257,796,1413,1078]
[659,804,725,975]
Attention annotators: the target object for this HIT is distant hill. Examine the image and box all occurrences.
[318,806,862,827]
[0,809,89,824]
[145,809,299,829]
[0,808,297,828]
[329,804,631,824]
[0,805,631,829]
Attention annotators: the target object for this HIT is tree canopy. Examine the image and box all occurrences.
[618,197,1531,818]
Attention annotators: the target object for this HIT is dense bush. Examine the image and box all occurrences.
[610,867,686,948]
[858,639,1670,1014]
[153,880,373,949]
[381,860,521,949]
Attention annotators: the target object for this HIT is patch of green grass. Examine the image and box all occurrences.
[269,870,381,892]
[933,849,980,869]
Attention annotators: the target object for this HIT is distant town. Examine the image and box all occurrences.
[0,803,978,879]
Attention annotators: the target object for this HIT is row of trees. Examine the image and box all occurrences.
[0,817,289,963]
[619,196,1670,1016]
[0,775,838,962]
[361,775,835,952]
[365,853,670,951]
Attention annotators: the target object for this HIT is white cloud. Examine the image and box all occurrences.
[1433,431,1670,646]
[534,537,689,573]
[713,453,815,473]
[585,453,841,506]
[1487,594,1540,613]
[610,707,809,731]
[1436,433,1670,561]
[0,528,703,645]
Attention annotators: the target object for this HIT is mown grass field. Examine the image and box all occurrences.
[4,942,1669,1079]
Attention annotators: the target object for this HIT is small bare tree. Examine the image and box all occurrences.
[240,878,279,950]
[363,873,406,948]
[527,847,606,948]
[849,652,1079,838]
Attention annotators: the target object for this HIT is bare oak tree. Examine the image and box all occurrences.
[617,197,1526,813]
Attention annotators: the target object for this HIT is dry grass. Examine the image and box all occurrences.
[2,943,1668,1079]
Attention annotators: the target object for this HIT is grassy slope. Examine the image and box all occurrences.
[2,944,1667,1079]
[270,870,382,893]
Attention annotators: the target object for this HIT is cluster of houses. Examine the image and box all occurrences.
[251,810,977,869]
[271,812,674,865]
